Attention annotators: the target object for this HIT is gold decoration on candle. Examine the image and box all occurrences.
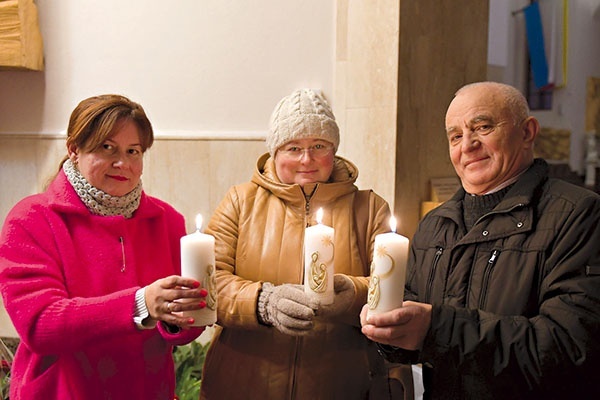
[367,275,380,309]
[321,235,333,247]
[367,244,395,310]
[205,263,217,310]
[308,251,328,293]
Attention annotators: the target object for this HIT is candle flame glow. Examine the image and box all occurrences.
[195,214,203,231]
[316,208,324,224]
[389,216,397,233]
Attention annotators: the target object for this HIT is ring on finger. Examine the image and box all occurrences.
[167,301,173,312]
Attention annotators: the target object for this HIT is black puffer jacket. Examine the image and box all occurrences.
[401,159,600,399]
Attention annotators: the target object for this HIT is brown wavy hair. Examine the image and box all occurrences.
[58,94,154,170]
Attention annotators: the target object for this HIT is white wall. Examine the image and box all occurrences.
[551,0,600,172]
[0,0,335,137]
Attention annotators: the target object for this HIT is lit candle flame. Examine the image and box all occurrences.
[195,214,203,232]
[316,208,324,224]
[389,216,397,233]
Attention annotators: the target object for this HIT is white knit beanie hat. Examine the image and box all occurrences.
[267,88,340,156]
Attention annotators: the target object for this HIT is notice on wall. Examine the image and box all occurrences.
[430,177,461,202]
[587,77,600,132]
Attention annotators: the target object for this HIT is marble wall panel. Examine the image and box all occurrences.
[0,298,18,337]
[144,139,266,233]
[343,106,396,207]
[0,136,65,223]
[336,0,399,212]
[0,136,265,232]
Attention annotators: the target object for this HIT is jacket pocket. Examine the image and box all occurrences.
[425,247,444,303]
[586,265,600,275]
[478,249,500,309]
[19,356,69,399]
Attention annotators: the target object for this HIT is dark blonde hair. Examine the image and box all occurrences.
[59,94,153,169]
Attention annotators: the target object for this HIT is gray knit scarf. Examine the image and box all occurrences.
[63,159,142,218]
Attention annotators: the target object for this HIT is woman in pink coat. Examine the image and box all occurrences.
[0,95,207,400]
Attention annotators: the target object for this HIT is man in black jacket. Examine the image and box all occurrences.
[361,81,600,399]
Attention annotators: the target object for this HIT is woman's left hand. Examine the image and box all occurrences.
[144,275,208,328]
[318,274,356,318]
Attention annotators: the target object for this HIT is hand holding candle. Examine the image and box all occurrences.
[367,216,409,318]
[179,214,217,326]
[304,208,335,305]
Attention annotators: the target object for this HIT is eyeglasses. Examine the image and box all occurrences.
[277,144,334,160]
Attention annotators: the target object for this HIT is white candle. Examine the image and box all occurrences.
[367,216,409,317]
[304,208,335,305]
[179,214,217,326]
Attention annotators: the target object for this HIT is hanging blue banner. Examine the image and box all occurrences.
[524,2,549,89]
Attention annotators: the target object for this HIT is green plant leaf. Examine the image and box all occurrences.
[173,340,210,398]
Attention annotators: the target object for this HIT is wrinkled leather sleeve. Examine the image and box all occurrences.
[206,185,267,330]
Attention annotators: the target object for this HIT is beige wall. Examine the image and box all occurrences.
[334,0,399,212]
[394,0,488,238]
[0,135,266,234]
[144,139,266,233]
[0,298,17,337]
[0,136,66,223]
[335,0,488,238]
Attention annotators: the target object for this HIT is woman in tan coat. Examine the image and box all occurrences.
[200,89,396,399]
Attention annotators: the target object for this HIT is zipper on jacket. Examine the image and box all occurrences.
[425,247,443,303]
[290,336,302,399]
[303,185,318,227]
[478,250,499,309]
[119,236,126,273]
[305,200,311,227]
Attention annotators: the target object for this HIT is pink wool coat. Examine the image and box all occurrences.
[0,171,203,400]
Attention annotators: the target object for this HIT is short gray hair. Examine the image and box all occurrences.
[456,81,529,125]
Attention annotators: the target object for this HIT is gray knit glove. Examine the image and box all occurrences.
[319,274,356,318]
[257,282,319,336]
